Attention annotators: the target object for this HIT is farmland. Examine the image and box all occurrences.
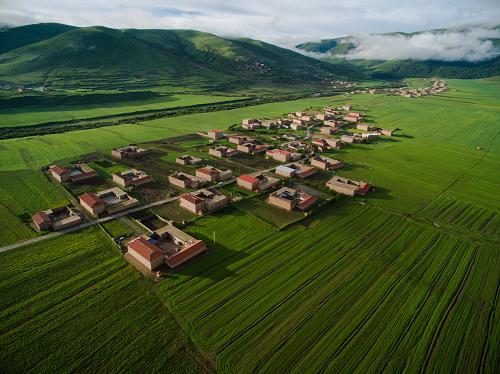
[158,202,499,373]
[0,227,208,373]
[0,77,498,373]
[0,94,245,128]
[0,170,68,245]
[0,95,344,171]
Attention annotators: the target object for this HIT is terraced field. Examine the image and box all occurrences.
[0,170,68,245]
[158,203,499,373]
[0,227,207,373]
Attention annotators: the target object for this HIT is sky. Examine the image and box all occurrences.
[1,0,500,60]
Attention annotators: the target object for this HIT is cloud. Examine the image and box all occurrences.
[338,26,500,62]
[0,0,499,49]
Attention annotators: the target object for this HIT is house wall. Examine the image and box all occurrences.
[71,172,97,182]
[111,150,123,158]
[113,174,128,187]
[106,200,139,215]
[80,200,106,215]
[205,197,227,212]
[128,248,164,270]
[52,216,82,231]
[165,241,207,268]
[169,176,188,189]
[327,183,357,197]
[274,153,290,162]
[237,145,252,153]
[132,176,153,186]
[320,127,334,135]
[34,220,52,231]
[209,149,223,158]
[237,179,257,190]
[268,195,294,211]
[276,167,294,178]
[311,159,328,170]
[219,170,233,181]
[50,170,69,183]
[196,170,216,182]
[180,198,202,214]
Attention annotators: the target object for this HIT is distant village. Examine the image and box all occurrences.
[28,98,402,274]
[348,79,448,98]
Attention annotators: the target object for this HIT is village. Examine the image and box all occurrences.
[30,102,394,274]
[348,78,448,98]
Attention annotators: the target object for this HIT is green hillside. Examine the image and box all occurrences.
[296,27,500,79]
[0,23,76,54]
[0,24,345,89]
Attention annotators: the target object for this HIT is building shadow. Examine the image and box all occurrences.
[161,232,248,281]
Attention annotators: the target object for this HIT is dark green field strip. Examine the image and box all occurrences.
[0,227,209,373]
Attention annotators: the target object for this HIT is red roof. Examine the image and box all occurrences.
[275,149,291,156]
[238,175,259,184]
[32,211,50,226]
[50,165,69,176]
[79,192,105,207]
[209,129,224,133]
[128,236,164,261]
[180,193,203,204]
[299,194,317,209]
[165,240,207,268]
[197,167,218,176]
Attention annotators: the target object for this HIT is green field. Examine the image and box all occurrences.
[0,170,68,245]
[0,78,499,372]
[0,94,244,128]
[158,202,499,373]
[0,227,208,373]
[0,95,344,171]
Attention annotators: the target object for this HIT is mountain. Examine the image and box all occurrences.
[296,27,500,79]
[0,23,348,89]
[0,23,77,54]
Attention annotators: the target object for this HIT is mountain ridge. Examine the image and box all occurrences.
[0,23,348,89]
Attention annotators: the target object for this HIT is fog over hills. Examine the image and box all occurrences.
[296,25,500,78]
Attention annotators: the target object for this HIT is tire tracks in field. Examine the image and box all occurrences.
[479,272,500,374]
[246,216,407,373]
[218,214,403,371]
[415,126,500,217]
[316,232,442,374]
[183,207,375,317]
[419,250,477,374]
[374,240,466,373]
[0,260,129,341]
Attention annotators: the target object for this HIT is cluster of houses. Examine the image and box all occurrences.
[35,160,155,230]
[346,79,448,98]
[32,101,381,272]
[394,79,448,98]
